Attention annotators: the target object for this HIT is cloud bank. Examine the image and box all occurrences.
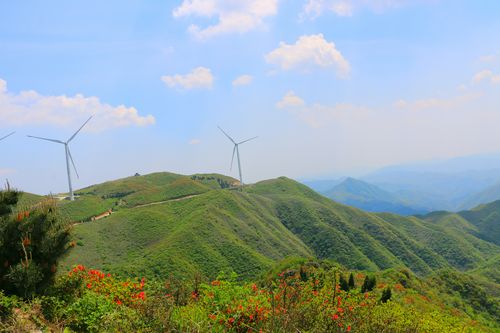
[161,67,214,90]
[173,0,278,39]
[265,34,350,78]
[0,79,155,131]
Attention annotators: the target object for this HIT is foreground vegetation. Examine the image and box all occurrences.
[1,259,498,332]
[1,175,499,332]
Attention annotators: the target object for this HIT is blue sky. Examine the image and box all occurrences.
[1,0,500,194]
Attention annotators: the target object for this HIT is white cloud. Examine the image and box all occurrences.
[173,0,278,39]
[276,91,306,109]
[472,69,500,85]
[265,34,350,78]
[232,74,253,87]
[189,138,201,145]
[161,67,214,90]
[302,0,416,19]
[0,79,155,131]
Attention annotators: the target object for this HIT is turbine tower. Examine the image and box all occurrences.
[28,116,92,201]
[0,131,15,142]
[218,126,257,186]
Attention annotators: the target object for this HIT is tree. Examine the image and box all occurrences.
[339,274,349,291]
[348,272,355,290]
[380,286,392,303]
[0,188,71,298]
[361,275,376,293]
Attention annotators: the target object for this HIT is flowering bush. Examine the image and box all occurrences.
[65,265,146,307]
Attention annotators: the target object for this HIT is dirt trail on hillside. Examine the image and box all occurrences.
[132,194,200,208]
[71,193,201,226]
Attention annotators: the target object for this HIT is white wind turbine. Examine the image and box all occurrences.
[28,116,93,201]
[0,131,15,142]
[218,126,257,186]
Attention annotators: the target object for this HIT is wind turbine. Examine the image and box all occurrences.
[0,131,15,142]
[218,126,257,186]
[28,116,93,201]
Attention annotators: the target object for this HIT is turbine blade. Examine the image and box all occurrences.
[68,115,93,143]
[238,136,258,145]
[27,135,64,144]
[230,145,236,171]
[67,147,80,179]
[217,126,236,144]
[0,131,15,141]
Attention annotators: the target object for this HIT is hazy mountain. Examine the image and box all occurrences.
[301,178,344,193]
[57,172,499,280]
[459,182,500,210]
[321,177,427,215]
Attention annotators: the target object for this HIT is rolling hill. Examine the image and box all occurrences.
[423,200,500,246]
[57,172,499,282]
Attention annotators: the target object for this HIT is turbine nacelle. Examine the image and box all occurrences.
[218,126,257,186]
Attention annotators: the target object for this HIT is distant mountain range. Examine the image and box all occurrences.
[320,177,427,215]
[304,153,500,214]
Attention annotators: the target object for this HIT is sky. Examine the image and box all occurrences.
[1,0,500,195]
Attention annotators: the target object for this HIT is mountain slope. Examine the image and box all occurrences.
[423,200,500,246]
[460,182,500,210]
[321,177,426,215]
[60,173,499,281]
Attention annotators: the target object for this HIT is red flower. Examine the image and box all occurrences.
[332,314,339,320]
[86,283,92,289]
[347,325,351,331]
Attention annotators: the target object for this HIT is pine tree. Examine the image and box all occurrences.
[361,275,376,293]
[380,286,392,303]
[361,275,370,293]
[348,272,355,290]
[0,188,71,298]
[339,274,349,291]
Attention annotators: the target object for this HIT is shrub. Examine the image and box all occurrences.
[0,190,71,298]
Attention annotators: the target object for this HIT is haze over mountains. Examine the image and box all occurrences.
[304,153,500,214]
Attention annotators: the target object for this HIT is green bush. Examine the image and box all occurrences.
[0,190,71,298]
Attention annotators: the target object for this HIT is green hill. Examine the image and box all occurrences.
[60,173,499,281]
[423,200,500,246]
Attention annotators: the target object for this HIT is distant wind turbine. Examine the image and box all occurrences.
[0,131,15,142]
[28,116,93,201]
[218,126,257,186]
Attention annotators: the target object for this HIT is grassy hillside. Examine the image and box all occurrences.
[60,173,499,282]
[424,200,500,246]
